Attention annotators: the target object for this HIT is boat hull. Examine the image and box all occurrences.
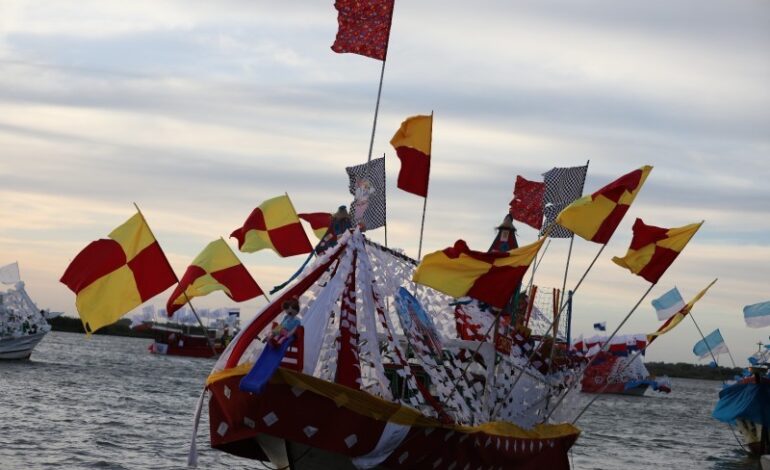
[208,367,581,470]
[581,382,648,396]
[0,331,47,360]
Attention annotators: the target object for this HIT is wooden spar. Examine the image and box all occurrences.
[416,111,434,261]
[132,202,218,356]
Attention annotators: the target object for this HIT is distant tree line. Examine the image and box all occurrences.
[48,316,154,338]
[646,361,743,381]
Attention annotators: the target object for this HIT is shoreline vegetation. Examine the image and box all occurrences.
[48,317,742,380]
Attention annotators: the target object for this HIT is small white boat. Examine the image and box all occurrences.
[0,262,51,360]
[0,331,48,360]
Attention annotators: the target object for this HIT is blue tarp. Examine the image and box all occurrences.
[239,337,294,395]
[624,379,666,392]
[712,382,770,426]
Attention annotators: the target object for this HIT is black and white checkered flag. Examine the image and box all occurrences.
[346,157,386,231]
[540,165,588,238]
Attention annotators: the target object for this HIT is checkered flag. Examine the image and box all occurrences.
[346,157,386,231]
[540,165,588,238]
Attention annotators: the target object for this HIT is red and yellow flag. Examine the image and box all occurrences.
[60,212,177,333]
[613,218,703,284]
[413,238,545,308]
[166,239,263,316]
[298,212,332,240]
[647,279,717,345]
[390,114,432,197]
[231,195,313,257]
[556,165,652,244]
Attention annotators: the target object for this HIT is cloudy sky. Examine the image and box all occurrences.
[1,0,768,363]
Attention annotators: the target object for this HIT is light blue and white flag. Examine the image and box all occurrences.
[693,329,728,359]
[593,322,606,332]
[651,287,686,321]
[743,301,770,328]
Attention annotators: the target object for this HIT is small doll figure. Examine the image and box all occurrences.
[269,296,301,347]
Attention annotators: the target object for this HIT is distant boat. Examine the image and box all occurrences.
[146,320,237,358]
[575,334,672,396]
[0,266,52,360]
[713,364,770,456]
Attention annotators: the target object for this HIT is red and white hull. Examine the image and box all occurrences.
[207,367,581,470]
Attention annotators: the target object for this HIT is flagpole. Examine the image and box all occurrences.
[132,202,218,356]
[416,111,433,261]
[367,59,387,164]
[545,282,656,421]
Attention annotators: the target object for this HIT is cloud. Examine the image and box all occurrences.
[0,0,768,363]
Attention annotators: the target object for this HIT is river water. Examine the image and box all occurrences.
[0,332,756,469]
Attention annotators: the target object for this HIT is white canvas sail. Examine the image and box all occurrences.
[0,262,21,285]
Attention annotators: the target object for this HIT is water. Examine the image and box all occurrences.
[0,332,758,469]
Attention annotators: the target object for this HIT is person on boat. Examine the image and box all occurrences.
[268,297,301,347]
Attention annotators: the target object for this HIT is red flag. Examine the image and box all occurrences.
[390,115,432,197]
[509,175,545,229]
[331,0,395,61]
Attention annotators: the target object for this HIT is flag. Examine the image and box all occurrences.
[744,301,770,328]
[60,212,177,334]
[540,165,588,238]
[647,279,717,345]
[509,176,545,230]
[166,239,263,316]
[0,262,20,285]
[612,219,703,284]
[347,157,386,231]
[556,165,652,244]
[299,212,332,240]
[593,322,606,332]
[652,287,686,321]
[413,237,545,308]
[693,329,728,359]
[390,114,432,197]
[331,0,395,61]
[231,195,313,257]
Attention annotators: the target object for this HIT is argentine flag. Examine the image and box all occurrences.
[743,301,770,328]
[693,329,728,359]
[651,287,686,321]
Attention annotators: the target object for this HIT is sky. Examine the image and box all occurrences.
[0,0,768,364]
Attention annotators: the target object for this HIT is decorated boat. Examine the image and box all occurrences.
[574,334,671,395]
[0,263,52,360]
[198,228,584,469]
[148,318,238,358]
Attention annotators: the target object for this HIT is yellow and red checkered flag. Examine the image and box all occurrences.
[413,237,545,308]
[298,212,332,240]
[166,239,263,316]
[612,218,703,284]
[556,165,652,244]
[60,211,177,334]
[231,195,313,257]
